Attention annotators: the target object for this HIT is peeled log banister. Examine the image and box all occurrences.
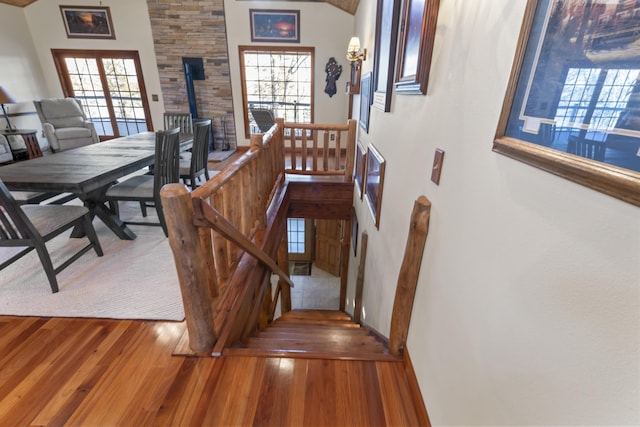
[389,196,432,356]
[162,119,354,353]
[192,197,295,289]
[281,118,356,181]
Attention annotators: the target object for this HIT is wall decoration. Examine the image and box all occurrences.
[494,0,640,207]
[354,140,367,199]
[365,144,386,229]
[351,207,359,256]
[359,72,372,132]
[373,0,401,111]
[249,9,300,43]
[395,0,440,95]
[347,60,362,95]
[324,57,342,97]
[59,6,115,39]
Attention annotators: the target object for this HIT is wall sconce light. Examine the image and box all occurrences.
[0,86,16,132]
[346,36,367,62]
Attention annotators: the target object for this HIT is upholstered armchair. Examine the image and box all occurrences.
[34,98,99,152]
[0,134,13,163]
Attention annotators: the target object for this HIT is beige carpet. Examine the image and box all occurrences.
[0,201,185,321]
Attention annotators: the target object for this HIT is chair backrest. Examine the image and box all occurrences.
[164,113,193,136]
[568,135,606,161]
[191,119,212,175]
[34,98,87,129]
[153,128,181,198]
[0,180,39,243]
[250,108,276,133]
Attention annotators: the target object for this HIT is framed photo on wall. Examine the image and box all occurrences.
[365,144,386,229]
[249,9,300,43]
[359,72,372,132]
[373,0,401,111]
[354,140,367,199]
[494,0,640,207]
[60,6,115,39]
[395,0,440,95]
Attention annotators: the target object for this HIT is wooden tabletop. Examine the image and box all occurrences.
[0,131,192,240]
[0,132,191,194]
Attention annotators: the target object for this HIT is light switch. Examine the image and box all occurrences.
[431,149,444,185]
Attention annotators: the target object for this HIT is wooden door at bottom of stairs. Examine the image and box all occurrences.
[314,219,342,276]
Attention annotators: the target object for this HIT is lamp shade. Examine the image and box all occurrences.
[0,87,16,104]
[347,37,360,54]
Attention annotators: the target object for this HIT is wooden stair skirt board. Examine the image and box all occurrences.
[224,309,401,361]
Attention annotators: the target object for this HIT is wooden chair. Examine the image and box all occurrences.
[0,179,103,293]
[567,135,606,162]
[105,128,180,237]
[180,119,211,188]
[164,113,193,136]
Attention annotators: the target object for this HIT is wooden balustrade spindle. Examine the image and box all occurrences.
[323,131,329,171]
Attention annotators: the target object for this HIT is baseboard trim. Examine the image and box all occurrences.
[403,347,432,427]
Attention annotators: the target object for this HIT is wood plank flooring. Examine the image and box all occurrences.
[0,316,428,426]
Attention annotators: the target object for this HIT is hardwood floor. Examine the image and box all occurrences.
[0,316,428,426]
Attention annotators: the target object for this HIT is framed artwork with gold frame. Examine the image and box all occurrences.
[494,0,640,207]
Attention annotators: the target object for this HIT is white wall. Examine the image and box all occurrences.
[0,3,48,132]
[223,0,354,145]
[22,0,165,131]
[349,0,640,425]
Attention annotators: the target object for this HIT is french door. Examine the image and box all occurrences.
[52,49,153,140]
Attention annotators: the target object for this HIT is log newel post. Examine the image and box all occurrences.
[389,196,432,356]
[160,183,217,352]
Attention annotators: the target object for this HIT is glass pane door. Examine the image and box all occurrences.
[53,49,153,140]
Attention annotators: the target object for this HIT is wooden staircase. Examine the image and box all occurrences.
[224,309,401,361]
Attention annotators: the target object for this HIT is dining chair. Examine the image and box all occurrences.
[105,128,180,237]
[180,119,211,188]
[0,179,103,293]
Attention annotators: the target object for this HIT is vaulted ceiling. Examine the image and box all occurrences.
[0,0,359,14]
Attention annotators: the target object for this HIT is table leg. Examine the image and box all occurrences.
[73,187,138,240]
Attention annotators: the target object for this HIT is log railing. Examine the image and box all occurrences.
[280,118,357,181]
[161,119,356,354]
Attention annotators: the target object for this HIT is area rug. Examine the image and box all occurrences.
[0,202,185,321]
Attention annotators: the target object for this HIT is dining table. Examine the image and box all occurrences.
[0,131,192,240]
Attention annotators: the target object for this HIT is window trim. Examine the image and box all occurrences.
[238,45,315,139]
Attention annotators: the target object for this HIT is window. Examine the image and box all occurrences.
[239,46,314,138]
[554,67,640,143]
[52,49,153,140]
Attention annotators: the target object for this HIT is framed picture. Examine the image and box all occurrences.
[373,0,401,111]
[359,72,372,132]
[365,144,386,229]
[59,6,115,39]
[351,207,359,256]
[395,0,440,95]
[494,0,640,207]
[249,9,300,43]
[354,140,367,199]
[347,60,362,95]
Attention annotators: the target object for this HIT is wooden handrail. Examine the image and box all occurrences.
[192,197,294,289]
[389,196,432,355]
[162,119,355,353]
